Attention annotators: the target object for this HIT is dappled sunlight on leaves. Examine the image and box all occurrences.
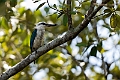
[0,0,120,80]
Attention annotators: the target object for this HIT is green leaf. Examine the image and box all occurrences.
[0,0,6,3]
[97,41,102,52]
[26,9,32,19]
[23,35,30,46]
[0,34,5,43]
[0,2,7,16]
[53,4,57,8]
[90,46,97,57]
[110,14,116,28]
[110,14,120,28]
[75,7,81,9]
[103,13,112,18]
[50,54,57,59]
[66,46,72,53]
[116,4,120,11]
[76,42,87,47]
[26,9,35,23]
[44,7,49,13]
[1,17,9,29]
[71,11,76,15]
[63,14,68,26]
[104,9,112,13]
[11,27,18,36]
[82,44,91,55]
[102,25,113,32]
[18,7,25,17]
[10,0,17,7]
[36,2,46,11]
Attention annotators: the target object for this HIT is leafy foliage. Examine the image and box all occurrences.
[90,46,97,57]
[0,0,120,80]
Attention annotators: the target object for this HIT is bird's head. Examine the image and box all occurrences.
[34,22,57,29]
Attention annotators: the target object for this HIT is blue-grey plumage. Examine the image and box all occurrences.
[30,22,57,53]
[30,29,37,52]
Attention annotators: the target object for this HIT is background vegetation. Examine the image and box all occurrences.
[0,0,120,80]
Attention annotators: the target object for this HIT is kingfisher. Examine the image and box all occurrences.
[30,22,57,62]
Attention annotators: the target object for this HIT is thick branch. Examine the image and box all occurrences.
[0,0,110,80]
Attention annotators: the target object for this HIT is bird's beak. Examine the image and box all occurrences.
[45,23,57,27]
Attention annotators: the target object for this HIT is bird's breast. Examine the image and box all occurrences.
[33,29,45,50]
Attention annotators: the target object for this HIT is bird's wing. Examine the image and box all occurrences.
[30,29,37,52]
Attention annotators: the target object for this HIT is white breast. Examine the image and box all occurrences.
[33,28,45,50]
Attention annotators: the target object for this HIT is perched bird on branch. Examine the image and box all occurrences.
[30,22,57,63]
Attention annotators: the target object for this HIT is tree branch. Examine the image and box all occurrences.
[85,0,96,17]
[0,0,111,79]
[67,0,72,29]
[46,0,60,12]
[101,54,107,79]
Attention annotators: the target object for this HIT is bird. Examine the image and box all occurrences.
[30,22,57,63]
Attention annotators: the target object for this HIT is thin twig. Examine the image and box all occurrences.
[93,19,100,42]
[93,13,106,19]
[46,0,60,12]
[93,3,114,7]
[101,54,107,79]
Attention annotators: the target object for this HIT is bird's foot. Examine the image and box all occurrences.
[33,50,37,64]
